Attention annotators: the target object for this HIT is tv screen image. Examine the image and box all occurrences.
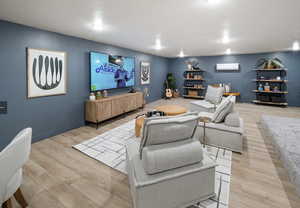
[90,52,135,91]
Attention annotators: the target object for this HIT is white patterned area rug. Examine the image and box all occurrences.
[73,120,232,208]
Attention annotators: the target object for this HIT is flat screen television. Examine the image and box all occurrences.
[90,52,135,91]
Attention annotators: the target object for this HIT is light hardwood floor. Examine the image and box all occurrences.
[14,98,300,208]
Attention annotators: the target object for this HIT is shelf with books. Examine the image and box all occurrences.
[252,100,288,106]
[253,66,288,107]
[252,90,288,94]
[253,68,288,71]
[252,79,288,83]
[183,87,206,90]
[183,68,206,99]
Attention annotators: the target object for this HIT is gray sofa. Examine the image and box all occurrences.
[126,113,217,208]
[195,96,244,153]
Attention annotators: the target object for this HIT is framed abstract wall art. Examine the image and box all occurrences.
[27,48,67,98]
[140,61,150,85]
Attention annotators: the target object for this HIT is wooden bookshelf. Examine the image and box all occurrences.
[183,68,206,99]
[185,70,205,72]
[183,87,205,90]
[253,68,288,71]
[253,65,288,107]
[252,79,288,83]
[252,90,288,94]
[252,100,288,106]
[184,78,205,81]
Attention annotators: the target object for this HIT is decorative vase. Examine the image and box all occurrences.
[264,83,270,92]
[89,93,96,101]
[96,91,102,100]
[103,90,108,98]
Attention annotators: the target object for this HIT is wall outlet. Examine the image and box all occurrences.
[0,101,7,114]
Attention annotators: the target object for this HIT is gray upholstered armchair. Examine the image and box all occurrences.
[126,113,217,208]
[195,96,244,153]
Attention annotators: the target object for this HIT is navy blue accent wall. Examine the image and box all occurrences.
[0,20,169,150]
[169,52,300,106]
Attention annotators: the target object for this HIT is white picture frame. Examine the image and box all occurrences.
[27,48,67,98]
[140,61,150,85]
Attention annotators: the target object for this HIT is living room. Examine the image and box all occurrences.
[0,0,300,208]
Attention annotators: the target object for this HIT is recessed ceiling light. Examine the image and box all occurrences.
[225,48,231,55]
[222,31,230,44]
[293,41,300,51]
[154,38,163,50]
[93,18,104,31]
[207,0,221,4]
[179,50,185,58]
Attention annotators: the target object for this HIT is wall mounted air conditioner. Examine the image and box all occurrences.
[216,63,240,71]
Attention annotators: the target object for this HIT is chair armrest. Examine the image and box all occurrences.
[198,120,244,134]
[0,128,32,202]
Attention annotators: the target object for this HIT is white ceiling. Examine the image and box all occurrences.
[0,0,299,57]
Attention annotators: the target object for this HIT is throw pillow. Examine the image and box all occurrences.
[212,97,233,123]
[205,85,224,104]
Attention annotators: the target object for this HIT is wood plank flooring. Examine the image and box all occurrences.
[14,98,300,208]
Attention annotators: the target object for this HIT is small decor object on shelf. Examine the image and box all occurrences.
[264,83,271,92]
[224,83,231,93]
[140,61,150,85]
[89,93,96,101]
[255,57,284,69]
[258,84,264,91]
[276,76,281,80]
[103,90,108,97]
[96,91,102,100]
[273,86,279,92]
[27,48,67,98]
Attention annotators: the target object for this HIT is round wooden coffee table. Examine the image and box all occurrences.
[155,104,188,116]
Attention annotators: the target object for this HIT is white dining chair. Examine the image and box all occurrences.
[0,128,32,208]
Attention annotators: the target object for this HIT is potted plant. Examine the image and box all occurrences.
[165,73,178,98]
[185,58,202,70]
[256,57,284,69]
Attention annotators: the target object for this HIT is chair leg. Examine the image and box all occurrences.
[2,198,12,208]
[14,188,28,208]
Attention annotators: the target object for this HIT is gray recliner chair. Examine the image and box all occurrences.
[126,113,217,208]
